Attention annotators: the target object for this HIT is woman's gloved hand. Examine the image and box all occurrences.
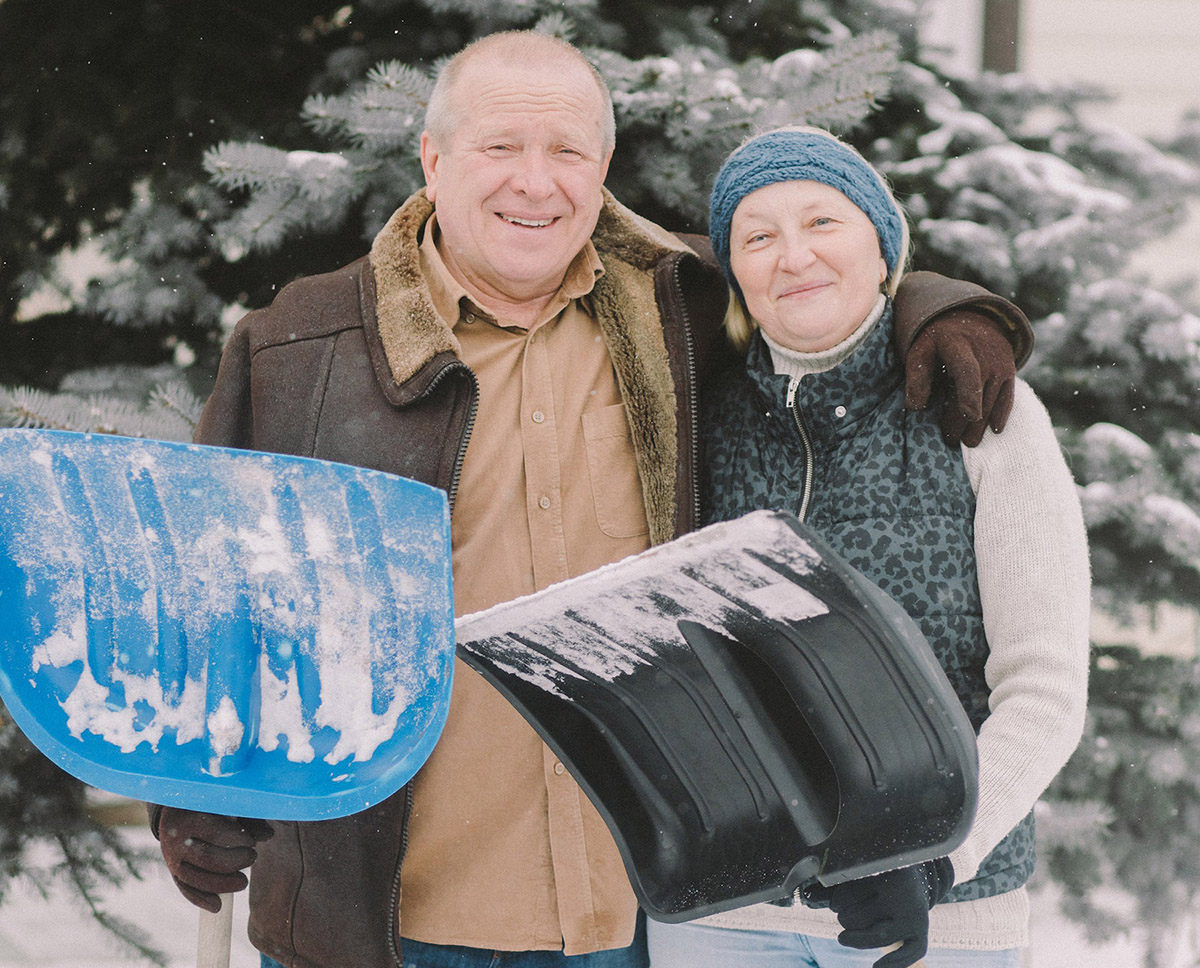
[803,857,954,968]
[156,807,274,912]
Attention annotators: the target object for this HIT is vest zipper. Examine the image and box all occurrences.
[785,376,814,522]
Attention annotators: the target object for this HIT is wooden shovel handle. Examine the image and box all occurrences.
[883,942,927,967]
[196,894,234,968]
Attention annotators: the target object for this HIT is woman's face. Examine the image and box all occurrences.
[729,179,888,353]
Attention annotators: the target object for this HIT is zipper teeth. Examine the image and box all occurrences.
[422,361,478,513]
[786,378,814,522]
[447,399,477,513]
[386,362,475,966]
[387,783,416,967]
[672,258,702,532]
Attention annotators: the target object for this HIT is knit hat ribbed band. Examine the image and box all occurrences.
[708,129,905,288]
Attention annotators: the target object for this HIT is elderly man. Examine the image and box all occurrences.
[152,30,1031,968]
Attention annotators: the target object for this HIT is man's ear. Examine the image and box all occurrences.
[420,131,440,203]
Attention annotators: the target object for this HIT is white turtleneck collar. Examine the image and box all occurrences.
[760,293,888,382]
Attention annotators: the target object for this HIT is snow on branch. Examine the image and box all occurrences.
[0,386,197,440]
[203,143,357,201]
[303,62,433,152]
[794,30,899,131]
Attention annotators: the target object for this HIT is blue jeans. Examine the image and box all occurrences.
[260,916,648,968]
[645,921,1020,968]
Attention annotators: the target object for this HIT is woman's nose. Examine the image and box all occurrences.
[777,236,817,272]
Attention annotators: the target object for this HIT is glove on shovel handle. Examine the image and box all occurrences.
[197,896,233,968]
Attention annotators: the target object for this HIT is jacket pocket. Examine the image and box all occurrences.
[582,404,650,539]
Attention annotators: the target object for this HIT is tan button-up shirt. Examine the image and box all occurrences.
[398,216,652,954]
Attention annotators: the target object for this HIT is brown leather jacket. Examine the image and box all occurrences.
[160,189,1030,968]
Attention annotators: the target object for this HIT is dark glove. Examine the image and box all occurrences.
[803,858,954,968]
[904,311,1017,448]
[156,807,274,912]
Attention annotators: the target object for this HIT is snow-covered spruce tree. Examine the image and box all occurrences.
[0,704,169,965]
[862,58,1200,963]
[199,0,1200,625]
[189,3,1200,960]
[2,0,1199,960]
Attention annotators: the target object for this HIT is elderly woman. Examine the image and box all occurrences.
[645,128,1091,968]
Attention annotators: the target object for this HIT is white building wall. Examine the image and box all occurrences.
[919,1,986,75]
[1021,0,1200,296]
[1021,0,1200,138]
[920,0,1200,297]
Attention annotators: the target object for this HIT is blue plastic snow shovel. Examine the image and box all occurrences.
[0,428,455,966]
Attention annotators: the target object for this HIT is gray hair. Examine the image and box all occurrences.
[424,31,616,154]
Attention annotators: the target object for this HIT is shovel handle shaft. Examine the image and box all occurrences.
[197,895,234,968]
[882,943,927,967]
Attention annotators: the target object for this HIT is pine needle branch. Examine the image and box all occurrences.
[796,30,900,131]
[202,142,295,193]
[53,829,168,968]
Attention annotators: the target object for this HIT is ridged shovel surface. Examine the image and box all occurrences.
[0,429,454,820]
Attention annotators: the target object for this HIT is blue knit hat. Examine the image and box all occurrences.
[708,128,905,293]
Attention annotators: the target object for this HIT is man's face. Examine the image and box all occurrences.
[420,58,613,310]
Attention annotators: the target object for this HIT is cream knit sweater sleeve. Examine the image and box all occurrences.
[947,378,1091,883]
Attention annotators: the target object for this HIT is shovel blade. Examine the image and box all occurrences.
[0,429,454,820]
[456,510,977,921]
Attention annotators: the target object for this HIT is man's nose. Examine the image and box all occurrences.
[510,150,556,198]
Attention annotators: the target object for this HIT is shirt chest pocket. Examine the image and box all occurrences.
[582,404,650,539]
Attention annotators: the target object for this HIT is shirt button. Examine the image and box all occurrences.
[464,313,476,323]
[531,410,545,424]
[539,496,552,510]
[553,762,566,775]
[835,405,847,418]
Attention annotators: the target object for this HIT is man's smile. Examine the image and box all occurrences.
[500,214,558,228]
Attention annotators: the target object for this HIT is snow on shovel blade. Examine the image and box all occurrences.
[0,429,455,821]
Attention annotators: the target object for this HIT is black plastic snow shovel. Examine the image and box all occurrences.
[456,509,978,924]
[0,429,456,967]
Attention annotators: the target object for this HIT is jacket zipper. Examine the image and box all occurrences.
[385,360,477,966]
[786,377,814,522]
[387,783,416,967]
[421,359,479,514]
[671,258,702,533]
